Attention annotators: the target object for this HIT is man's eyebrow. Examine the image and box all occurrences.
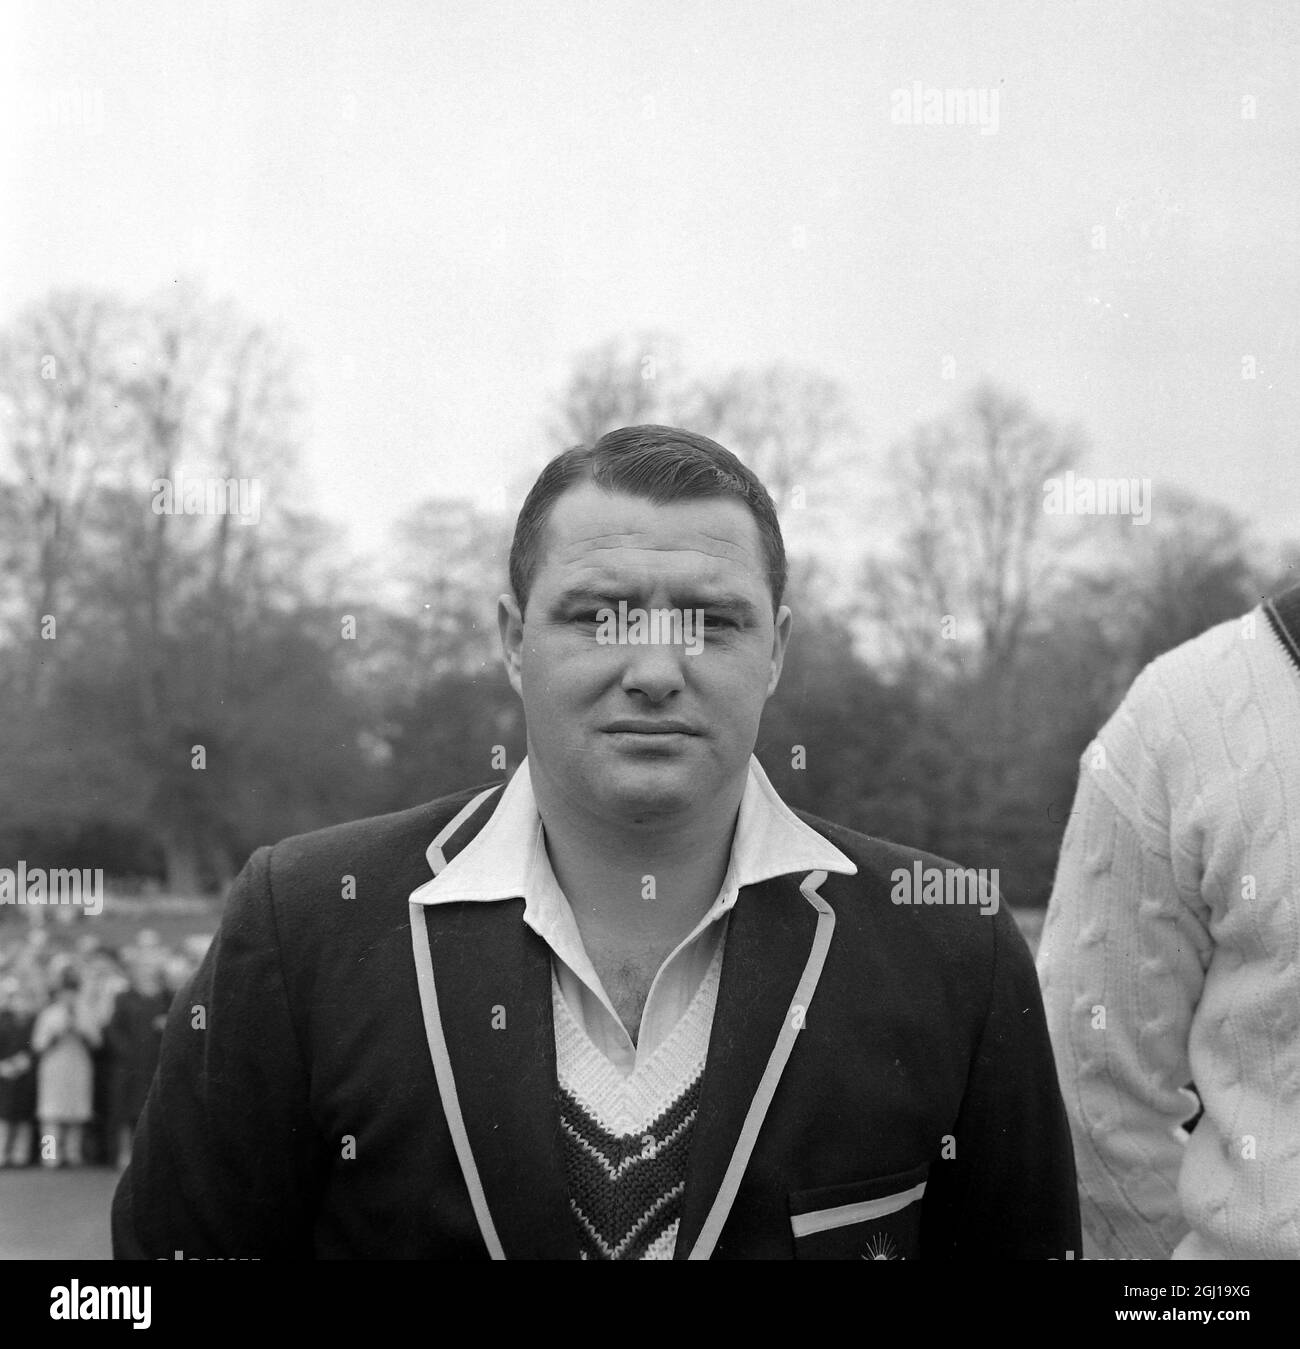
[548,586,618,611]
[680,595,760,622]
[548,584,760,622]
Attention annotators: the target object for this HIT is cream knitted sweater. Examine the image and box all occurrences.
[1037,609,1300,1260]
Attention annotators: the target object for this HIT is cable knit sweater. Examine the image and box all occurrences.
[1037,607,1300,1260]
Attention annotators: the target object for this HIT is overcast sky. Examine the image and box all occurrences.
[3,0,1297,558]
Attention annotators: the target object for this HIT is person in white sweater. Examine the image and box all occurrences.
[1037,590,1300,1260]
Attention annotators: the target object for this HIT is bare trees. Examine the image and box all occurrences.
[546,335,856,521]
[0,292,138,701]
[0,285,328,892]
[681,364,854,511]
[546,333,683,447]
[862,381,1084,678]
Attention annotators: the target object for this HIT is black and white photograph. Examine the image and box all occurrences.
[1,0,1296,1325]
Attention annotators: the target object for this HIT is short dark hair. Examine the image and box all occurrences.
[508,425,787,615]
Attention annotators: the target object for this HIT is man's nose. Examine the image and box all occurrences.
[619,640,687,701]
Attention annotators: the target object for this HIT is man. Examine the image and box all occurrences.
[0,976,37,1167]
[113,425,1079,1259]
[104,958,169,1170]
[1038,584,1300,1260]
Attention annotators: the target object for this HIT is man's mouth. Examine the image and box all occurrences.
[602,720,698,735]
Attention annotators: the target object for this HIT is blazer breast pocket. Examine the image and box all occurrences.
[788,1163,929,1260]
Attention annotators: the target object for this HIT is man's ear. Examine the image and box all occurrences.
[497,593,525,698]
[766,604,793,697]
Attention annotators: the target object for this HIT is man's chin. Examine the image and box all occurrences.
[594,759,700,821]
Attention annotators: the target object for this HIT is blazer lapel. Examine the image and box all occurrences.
[674,869,837,1260]
[409,787,580,1260]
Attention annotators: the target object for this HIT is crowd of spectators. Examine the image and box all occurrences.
[0,921,209,1169]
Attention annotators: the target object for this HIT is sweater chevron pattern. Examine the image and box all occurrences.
[552,937,724,1260]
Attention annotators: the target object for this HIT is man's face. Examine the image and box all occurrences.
[498,483,791,827]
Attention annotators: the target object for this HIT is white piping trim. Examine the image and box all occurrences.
[408,786,507,1259]
[685,869,836,1260]
[791,1181,927,1237]
[418,786,504,888]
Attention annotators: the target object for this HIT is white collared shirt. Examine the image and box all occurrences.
[410,755,856,1076]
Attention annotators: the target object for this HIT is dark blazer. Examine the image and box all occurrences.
[0,1010,37,1122]
[112,781,1080,1260]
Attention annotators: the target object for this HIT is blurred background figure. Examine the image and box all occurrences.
[85,950,130,1167]
[0,976,37,1166]
[105,958,169,1170]
[32,970,101,1168]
